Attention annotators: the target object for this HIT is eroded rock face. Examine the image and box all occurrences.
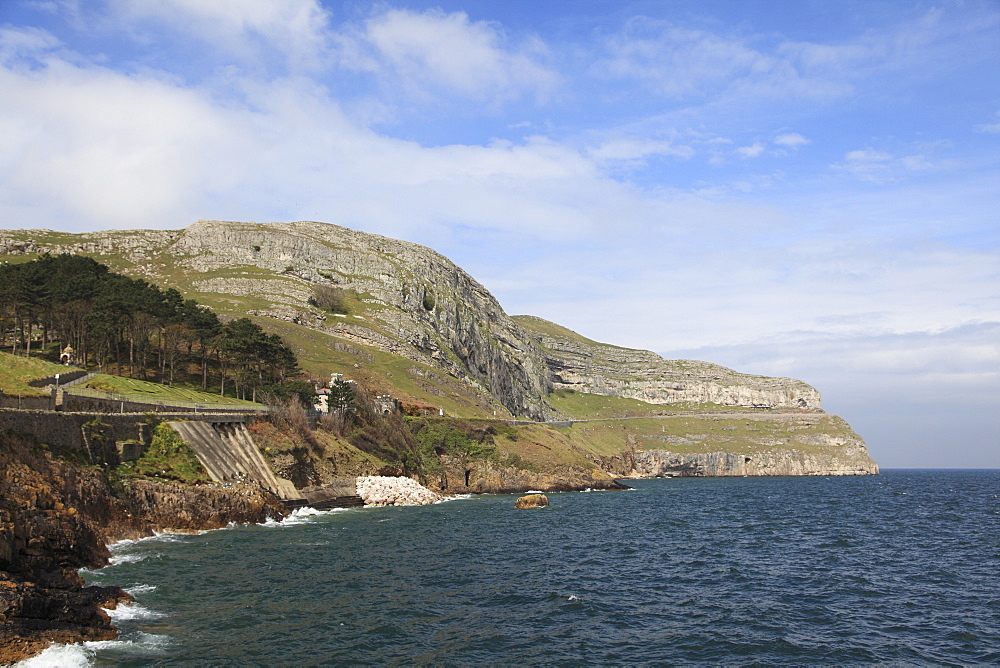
[631,443,879,477]
[516,316,822,410]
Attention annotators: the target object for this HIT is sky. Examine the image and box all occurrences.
[1,0,998,468]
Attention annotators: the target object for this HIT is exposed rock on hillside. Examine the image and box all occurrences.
[631,442,879,477]
[515,316,821,410]
[1,220,552,419]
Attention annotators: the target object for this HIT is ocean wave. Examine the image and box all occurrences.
[124,583,156,595]
[13,631,173,667]
[436,494,473,503]
[107,601,166,621]
[261,506,350,527]
[108,552,153,566]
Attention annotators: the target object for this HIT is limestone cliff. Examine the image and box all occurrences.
[0,221,552,419]
[0,220,878,477]
[579,413,879,477]
[514,316,821,410]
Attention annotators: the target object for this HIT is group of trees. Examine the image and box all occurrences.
[0,254,300,401]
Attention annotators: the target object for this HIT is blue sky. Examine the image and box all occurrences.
[1,0,998,467]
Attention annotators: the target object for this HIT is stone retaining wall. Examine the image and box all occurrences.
[0,409,249,452]
[0,393,53,410]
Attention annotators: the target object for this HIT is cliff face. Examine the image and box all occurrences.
[434,455,627,494]
[0,430,287,663]
[0,220,878,477]
[632,446,879,477]
[514,316,822,410]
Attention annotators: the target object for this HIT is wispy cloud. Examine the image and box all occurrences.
[975,110,1000,134]
[834,147,946,183]
[109,0,335,73]
[773,132,809,149]
[335,8,559,107]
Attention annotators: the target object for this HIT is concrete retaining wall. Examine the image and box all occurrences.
[166,421,299,500]
[61,393,268,415]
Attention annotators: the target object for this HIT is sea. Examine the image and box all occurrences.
[20,470,1000,666]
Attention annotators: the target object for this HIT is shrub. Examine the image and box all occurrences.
[309,285,349,314]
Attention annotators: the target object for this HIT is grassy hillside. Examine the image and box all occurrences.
[77,374,264,407]
[0,351,81,396]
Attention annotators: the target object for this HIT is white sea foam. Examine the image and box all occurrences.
[436,494,473,504]
[107,601,166,621]
[84,631,172,654]
[262,506,348,527]
[14,642,91,667]
[124,583,156,595]
[108,552,151,566]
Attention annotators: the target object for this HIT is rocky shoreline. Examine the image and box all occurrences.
[0,431,287,665]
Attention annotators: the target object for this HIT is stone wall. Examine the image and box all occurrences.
[0,394,53,410]
[0,409,250,453]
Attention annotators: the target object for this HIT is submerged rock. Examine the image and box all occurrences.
[514,494,549,509]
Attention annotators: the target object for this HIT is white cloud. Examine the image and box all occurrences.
[595,18,854,102]
[773,132,809,148]
[975,110,1000,134]
[834,147,946,183]
[337,8,559,106]
[0,32,616,239]
[0,25,61,62]
[110,0,333,72]
[736,142,765,158]
[587,137,695,163]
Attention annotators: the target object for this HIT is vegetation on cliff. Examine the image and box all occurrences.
[0,254,300,401]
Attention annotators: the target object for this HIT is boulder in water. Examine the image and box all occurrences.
[514,494,549,509]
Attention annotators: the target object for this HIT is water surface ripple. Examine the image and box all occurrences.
[84,470,1000,665]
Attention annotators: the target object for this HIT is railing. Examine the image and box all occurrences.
[63,386,269,413]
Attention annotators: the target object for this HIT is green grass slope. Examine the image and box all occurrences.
[0,351,82,396]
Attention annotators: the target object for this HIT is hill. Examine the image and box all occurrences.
[0,220,878,476]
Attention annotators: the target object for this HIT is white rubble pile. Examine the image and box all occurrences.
[356,476,442,507]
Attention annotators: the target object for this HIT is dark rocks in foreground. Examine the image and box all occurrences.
[0,430,287,664]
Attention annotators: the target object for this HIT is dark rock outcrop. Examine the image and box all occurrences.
[0,430,287,664]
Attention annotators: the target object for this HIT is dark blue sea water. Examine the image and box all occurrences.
[37,470,1000,665]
